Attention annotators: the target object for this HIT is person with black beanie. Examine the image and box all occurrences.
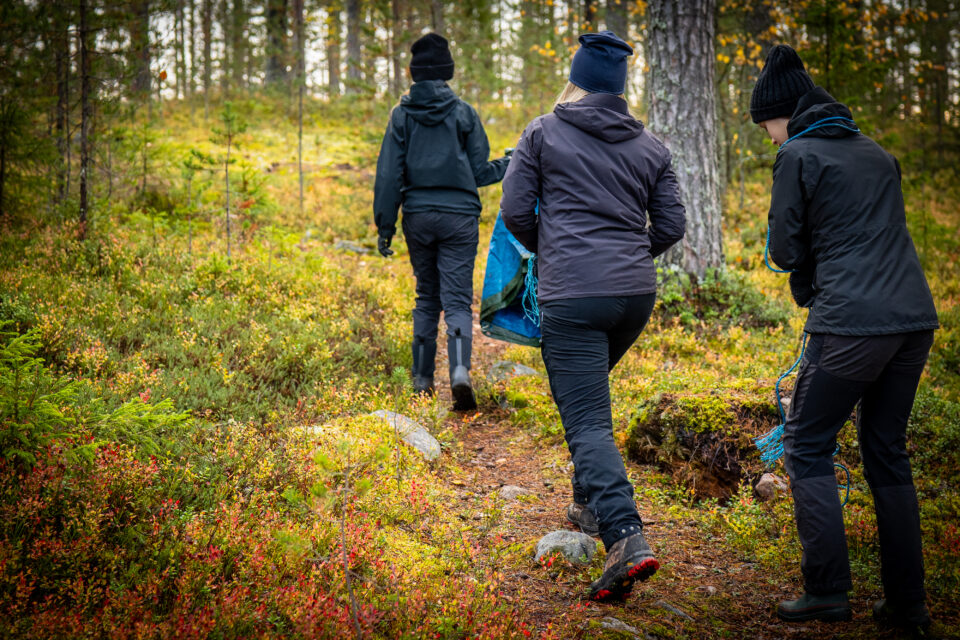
[752,44,939,633]
[374,33,510,409]
[501,31,686,602]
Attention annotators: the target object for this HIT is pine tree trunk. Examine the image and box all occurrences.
[430,0,444,32]
[391,0,402,96]
[55,13,69,205]
[232,0,246,90]
[130,1,151,98]
[188,0,196,99]
[345,0,361,93]
[295,0,305,216]
[203,0,212,116]
[79,0,92,239]
[219,0,231,95]
[605,0,628,37]
[266,0,290,87]
[645,0,723,279]
[327,4,342,95]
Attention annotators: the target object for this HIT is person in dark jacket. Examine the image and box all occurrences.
[501,31,686,603]
[753,45,939,632]
[374,33,510,409]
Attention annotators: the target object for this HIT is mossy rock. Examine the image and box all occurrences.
[625,391,779,501]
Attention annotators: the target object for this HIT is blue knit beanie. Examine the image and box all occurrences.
[569,31,633,95]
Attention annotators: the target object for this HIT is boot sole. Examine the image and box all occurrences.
[776,605,852,623]
[589,556,659,602]
[452,381,477,411]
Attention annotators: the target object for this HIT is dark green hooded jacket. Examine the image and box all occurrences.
[373,80,510,237]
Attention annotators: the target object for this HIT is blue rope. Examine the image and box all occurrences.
[764,226,793,274]
[754,333,807,465]
[779,116,860,150]
[522,255,540,326]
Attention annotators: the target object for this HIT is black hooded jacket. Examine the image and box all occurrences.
[500,93,686,302]
[768,87,939,335]
[373,80,510,237]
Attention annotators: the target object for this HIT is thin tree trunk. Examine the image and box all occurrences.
[131,1,152,98]
[79,0,92,239]
[56,15,69,205]
[188,0,196,100]
[585,0,597,28]
[266,0,290,87]
[295,0,304,216]
[391,0,402,96]
[345,0,361,93]
[225,135,231,261]
[219,0,230,95]
[430,0,444,32]
[327,4,342,95]
[605,0,628,37]
[203,0,212,116]
[645,0,723,279]
[175,0,185,98]
[233,0,246,90]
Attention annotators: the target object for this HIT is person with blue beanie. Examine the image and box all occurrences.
[374,33,510,410]
[501,31,686,602]
[753,44,938,633]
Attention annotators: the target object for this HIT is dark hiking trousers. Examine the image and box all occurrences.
[402,212,479,377]
[540,294,656,551]
[784,330,934,602]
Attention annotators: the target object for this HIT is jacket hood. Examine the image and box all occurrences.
[401,80,459,125]
[787,86,858,140]
[553,93,644,143]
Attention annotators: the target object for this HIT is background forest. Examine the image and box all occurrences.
[0,1,958,638]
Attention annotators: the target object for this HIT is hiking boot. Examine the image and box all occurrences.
[588,530,658,602]
[411,336,437,396]
[451,365,476,411]
[776,592,851,622]
[566,502,599,537]
[413,375,434,395]
[448,330,476,411]
[873,599,932,636]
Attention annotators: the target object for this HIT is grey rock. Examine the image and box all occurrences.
[487,360,540,384]
[499,485,534,501]
[599,616,640,638]
[701,585,718,596]
[653,600,693,621]
[534,530,597,566]
[370,410,441,461]
[755,472,788,501]
[334,239,372,254]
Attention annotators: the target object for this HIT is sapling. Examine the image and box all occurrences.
[211,101,247,262]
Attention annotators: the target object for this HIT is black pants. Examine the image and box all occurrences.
[784,330,933,602]
[540,294,656,550]
[402,212,479,376]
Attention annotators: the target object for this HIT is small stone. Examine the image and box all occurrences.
[755,472,789,501]
[599,616,641,638]
[703,585,718,596]
[653,600,693,621]
[334,239,372,254]
[499,485,534,500]
[487,361,541,384]
[370,410,441,461]
[534,530,597,566]
[780,396,792,410]
[495,457,507,465]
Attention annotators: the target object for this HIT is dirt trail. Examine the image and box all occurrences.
[425,316,915,639]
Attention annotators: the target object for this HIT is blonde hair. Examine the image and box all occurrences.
[553,81,625,107]
[554,82,591,107]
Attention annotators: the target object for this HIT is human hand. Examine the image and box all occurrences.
[378,234,394,257]
[505,147,515,157]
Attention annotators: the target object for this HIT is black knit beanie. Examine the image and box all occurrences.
[409,33,454,82]
[750,45,815,123]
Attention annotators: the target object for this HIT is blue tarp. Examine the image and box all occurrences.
[479,210,541,347]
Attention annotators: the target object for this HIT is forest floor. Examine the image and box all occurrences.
[1,97,958,639]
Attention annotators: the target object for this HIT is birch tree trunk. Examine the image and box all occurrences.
[645,0,723,279]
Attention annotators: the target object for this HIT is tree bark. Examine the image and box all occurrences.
[391,0,402,96]
[131,0,152,98]
[219,0,231,94]
[79,0,92,239]
[327,3,342,95]
[645,0,723,279]
[430,0,444,32]
[295,0,304,216]
[605,0,628,37]
[232,0,246,90]
[203,0,212,115]
[55,10,69,205]
[266,0,290,87]
[188,0,196,98]
[345,0,361,93]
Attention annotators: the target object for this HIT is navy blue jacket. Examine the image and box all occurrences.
[769,87,939,335]
[374,80,510,237]
[500,93,686,302]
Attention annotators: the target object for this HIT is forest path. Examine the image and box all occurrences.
[423,314,911,640]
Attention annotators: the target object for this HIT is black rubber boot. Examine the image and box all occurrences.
[448,329,476,411]
[777,592,851,622]
[873,600,933,637]
[588,530,658,602]
[566,502,600,537]
[411,336,436,396]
